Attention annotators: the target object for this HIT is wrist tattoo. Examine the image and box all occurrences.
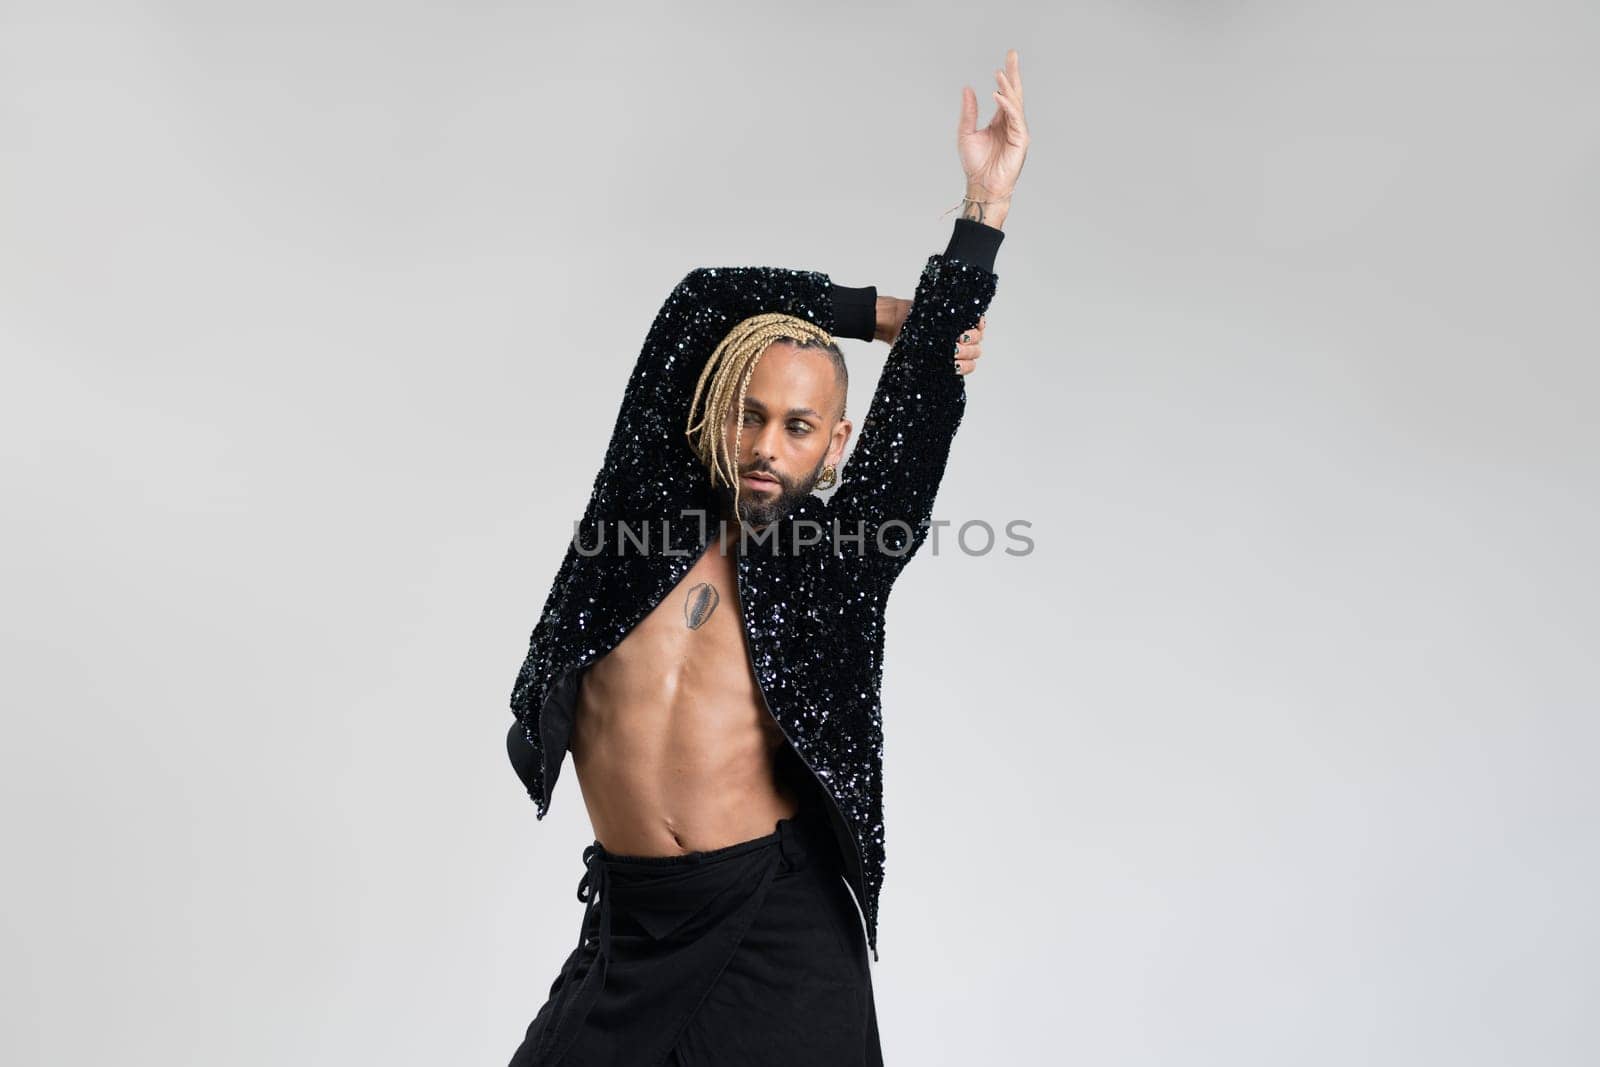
[960,199,991,224]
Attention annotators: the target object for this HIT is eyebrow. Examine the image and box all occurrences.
[742,398,822,420]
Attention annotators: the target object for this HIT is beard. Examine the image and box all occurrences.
[714,455,827,528]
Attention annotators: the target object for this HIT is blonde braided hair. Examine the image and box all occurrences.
[684,312,840,517]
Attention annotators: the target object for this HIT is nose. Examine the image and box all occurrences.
[744,420,783,464]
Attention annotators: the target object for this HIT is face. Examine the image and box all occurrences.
[717,341,852,528]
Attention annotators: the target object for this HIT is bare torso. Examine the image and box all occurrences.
[568,540,808,856]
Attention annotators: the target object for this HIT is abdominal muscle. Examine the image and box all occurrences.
[567,550,808,857]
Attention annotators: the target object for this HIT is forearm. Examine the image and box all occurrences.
[874,217,1005,341]
[828,225,1001,575]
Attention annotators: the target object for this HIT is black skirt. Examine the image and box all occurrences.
[508,799,881,1066]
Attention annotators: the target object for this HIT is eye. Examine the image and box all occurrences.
[740,411,761,425]
[788,421,811,434]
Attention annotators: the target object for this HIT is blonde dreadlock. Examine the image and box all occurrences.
[684,312,841,517]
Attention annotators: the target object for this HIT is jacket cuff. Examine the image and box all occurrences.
[828,282,879,342]
[943,218,1005,273]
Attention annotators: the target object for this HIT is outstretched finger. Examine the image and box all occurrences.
[958,85,979,137]
[998,69,1021,107]
[992,91,1026,135]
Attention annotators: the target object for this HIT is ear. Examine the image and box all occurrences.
[827,416,853,467]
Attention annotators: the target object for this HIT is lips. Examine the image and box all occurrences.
[742,473,779,488]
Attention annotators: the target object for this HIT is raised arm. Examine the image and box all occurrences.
[822,48,1028,578]
[822,220,1003,575]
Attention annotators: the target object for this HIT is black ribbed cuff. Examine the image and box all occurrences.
[828,282,879,341]
[943,217,1005,273]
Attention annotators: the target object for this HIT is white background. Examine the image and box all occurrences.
[3,2,1596,1064]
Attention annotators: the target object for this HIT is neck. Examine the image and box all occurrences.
[713,494,765,541]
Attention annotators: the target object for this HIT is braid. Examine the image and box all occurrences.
[685,312,843,517]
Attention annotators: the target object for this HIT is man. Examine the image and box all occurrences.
[506,50,1029,1066]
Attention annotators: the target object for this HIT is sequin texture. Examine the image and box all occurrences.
[508,246,1000,962]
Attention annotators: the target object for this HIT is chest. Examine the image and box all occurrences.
[590,542,755,687]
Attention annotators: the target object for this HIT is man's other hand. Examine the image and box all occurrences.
[953,314,986,377]
[875,297,987,377]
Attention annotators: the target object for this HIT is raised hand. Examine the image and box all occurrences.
[957,49,1030,225]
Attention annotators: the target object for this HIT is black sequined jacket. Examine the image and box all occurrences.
[508,218,1004,961]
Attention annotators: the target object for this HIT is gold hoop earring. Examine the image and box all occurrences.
[815,463,838,491]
